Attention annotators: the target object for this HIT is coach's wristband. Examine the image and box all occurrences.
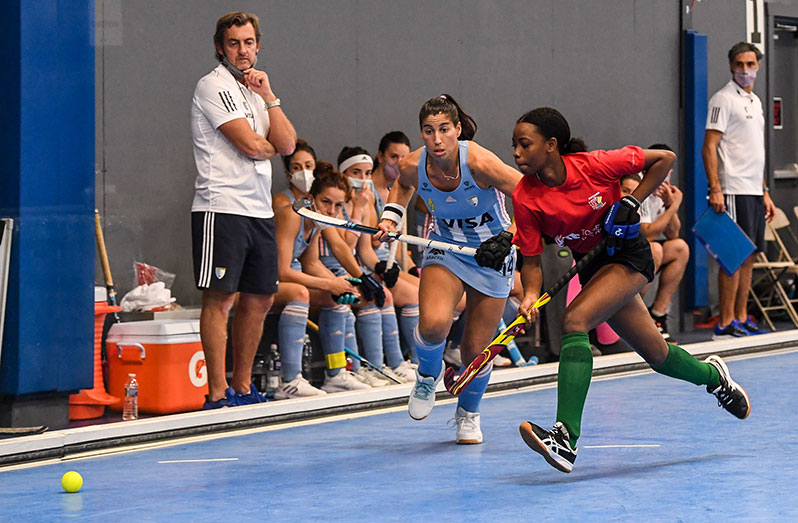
[380,203,406,225]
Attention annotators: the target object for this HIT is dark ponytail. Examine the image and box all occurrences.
[418,93,478,141]
[516,107,586,155]
[310,161,352,201]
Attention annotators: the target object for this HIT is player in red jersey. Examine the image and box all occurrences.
[511,107,750,473]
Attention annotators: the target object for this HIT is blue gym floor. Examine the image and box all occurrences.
[2,349,795,521]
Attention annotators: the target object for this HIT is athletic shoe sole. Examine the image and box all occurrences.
[519,422,573,473]
[456,437,482,445]
[706,355,751,419]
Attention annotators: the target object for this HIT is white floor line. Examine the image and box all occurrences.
[157,458,239,464]
[583,444,661,449]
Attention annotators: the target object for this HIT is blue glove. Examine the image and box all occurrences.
[602,195,641,256]
[374,260,400,288]
[332,277,362,305]
[474,230,514,271]
[358,273,386,308]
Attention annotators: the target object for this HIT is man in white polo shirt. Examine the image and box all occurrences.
[191,11,297,408]
[702,41,775,340]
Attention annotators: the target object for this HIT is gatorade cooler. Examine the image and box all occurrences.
[106,320,207,414]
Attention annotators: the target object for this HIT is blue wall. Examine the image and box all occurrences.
[0,1,95,395]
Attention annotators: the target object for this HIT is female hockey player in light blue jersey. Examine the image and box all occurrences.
[376,94,522,444]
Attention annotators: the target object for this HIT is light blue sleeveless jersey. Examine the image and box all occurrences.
[319,206,353,276]
[282,189,313,271]
[416,140,514,298]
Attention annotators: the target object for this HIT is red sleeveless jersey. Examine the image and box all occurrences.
[512,146,645,256]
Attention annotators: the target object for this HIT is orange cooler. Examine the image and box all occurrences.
[107,320,207,414]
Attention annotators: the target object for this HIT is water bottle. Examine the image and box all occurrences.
[253,353,267,392]
[266,344,281,393]
[301,334,313,380]
[122,373,138,420]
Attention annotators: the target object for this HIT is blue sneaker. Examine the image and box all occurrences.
[232,383,268,406]
[740,319,768,335]
[712,319,749,340]
[202,387,237,410]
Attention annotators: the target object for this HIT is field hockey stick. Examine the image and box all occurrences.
[292,198,476,256]
[94,210,119,320]
[306,319,403,385]
[343,348,402,384]
[443,237,609,395]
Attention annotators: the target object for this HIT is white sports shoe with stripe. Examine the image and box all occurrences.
[454,407,483,444]
[354,367,389,387]
[408,361,445,420]
[274,375,326,400]
[390,361,416,382]
[322,370,372,393]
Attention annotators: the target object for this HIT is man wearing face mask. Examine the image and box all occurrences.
[190,12,297,408]
[702,41,775,339]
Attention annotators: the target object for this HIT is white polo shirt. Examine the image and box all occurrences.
[705,80,765,196]
[191,64,273,218]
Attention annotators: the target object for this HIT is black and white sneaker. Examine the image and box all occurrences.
[519,421,577,473]
[649,310,675,343]
[704,355,750,419]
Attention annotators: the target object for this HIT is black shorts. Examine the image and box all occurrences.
[191,211,278,295]
[725,194,766,252]
[573,235,655,287]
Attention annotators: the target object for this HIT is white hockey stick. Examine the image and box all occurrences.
[292,198,476,256]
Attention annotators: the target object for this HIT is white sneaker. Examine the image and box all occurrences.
[493,354,512,367]
[322,370,372,393]
[454,406,483,444]
[380,365,406,384]
[443,343,462,367]
[274,375,327,400]
[391,360,416,382]
[408,361,445,420]
[354,367,389,387]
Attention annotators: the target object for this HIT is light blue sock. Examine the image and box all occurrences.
[356,305,384,367]
[413,326,445,378]
[278,301,308,382]
[319,305,348,377]
[399,305,419,363]
[345,310,360,372]
[381,305,404,369]
[457,362,492,413]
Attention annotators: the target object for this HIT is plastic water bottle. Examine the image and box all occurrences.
[122,373,138,420]
[266,344,281,393]
[301,334,313,380]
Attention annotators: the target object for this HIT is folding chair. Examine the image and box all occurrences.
[749,207,798,329]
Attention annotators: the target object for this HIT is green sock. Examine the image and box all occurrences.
[651,343,720,389]
[555,332,593,448]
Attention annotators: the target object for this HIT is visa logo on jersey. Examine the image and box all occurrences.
[441,212,495,229]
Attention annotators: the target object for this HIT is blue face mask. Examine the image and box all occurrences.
[734,68,757,88]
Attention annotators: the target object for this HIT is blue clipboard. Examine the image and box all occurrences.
[692,206,756,276]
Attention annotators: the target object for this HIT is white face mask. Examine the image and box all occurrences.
[348,177,374,192]
[290,169,314,193]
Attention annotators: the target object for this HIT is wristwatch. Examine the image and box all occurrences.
[265,98,281,110]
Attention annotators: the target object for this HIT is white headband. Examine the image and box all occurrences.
[338,154,373,173]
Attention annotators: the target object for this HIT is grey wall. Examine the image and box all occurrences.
[96,0,686,307]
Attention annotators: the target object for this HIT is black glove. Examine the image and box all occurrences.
[474,230,514,271]
[602,195,641,256]
[358,272,386,307]
[374,260,400,288]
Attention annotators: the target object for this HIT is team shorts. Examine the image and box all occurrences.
[574,235,655,287]
[191,211,278,295]
[421,233,515,298]
[725,194,766,252]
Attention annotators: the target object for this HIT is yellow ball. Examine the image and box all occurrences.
[61,471,83,493]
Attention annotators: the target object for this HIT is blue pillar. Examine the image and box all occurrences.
[0,1,95,396]
[684,30,709,309]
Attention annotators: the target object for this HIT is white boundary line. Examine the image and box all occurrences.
[0,333,795,469]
